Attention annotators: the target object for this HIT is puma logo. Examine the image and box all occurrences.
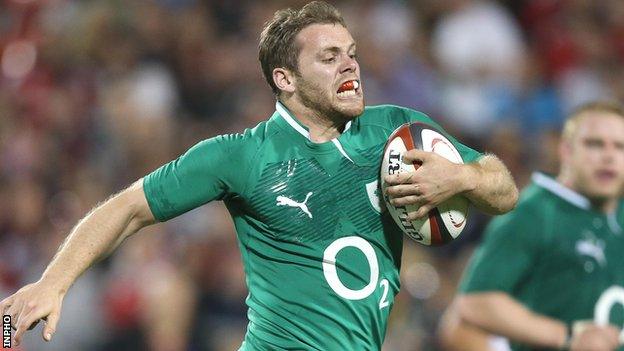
[276,192,313,218]
[576,239,606,267]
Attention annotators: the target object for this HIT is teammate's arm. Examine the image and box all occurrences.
[457,292,620,351]
[0,179,156,346]
[438,301,500,351]
[385,152,518,218]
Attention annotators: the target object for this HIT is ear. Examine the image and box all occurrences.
[559,139,570,162]
[273,68,296,94]
[558,138,573,172]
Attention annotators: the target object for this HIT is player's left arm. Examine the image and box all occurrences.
[385,152,518,219]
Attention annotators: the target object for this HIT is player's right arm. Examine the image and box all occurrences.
[0,132,255,347]
[0,179,156,346]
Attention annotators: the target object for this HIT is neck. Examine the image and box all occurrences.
[556,173,618,213]
[595,199,618,213]
[279,98,346,143]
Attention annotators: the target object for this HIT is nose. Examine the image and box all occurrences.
[603,148,615,164]
[340,54,357,73]
[601,143,620,164]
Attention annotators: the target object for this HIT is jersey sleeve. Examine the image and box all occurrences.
[459,205,544,294]
[143,133,255,221]
[398,107,482,163]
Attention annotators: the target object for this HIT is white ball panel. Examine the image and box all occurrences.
[437,195,469,238]
[420,129,464,164]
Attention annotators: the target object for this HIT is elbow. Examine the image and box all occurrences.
[479,185,519,216]
[496,184,519,214]
[118,180,157,229]
[455,295,482,326]
[493,164,520,214]
[484,170,519,215]
[505,183,520,212]
[471,155,519,215]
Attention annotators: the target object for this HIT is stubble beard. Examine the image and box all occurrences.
[295,74,363,125]
[574,171,620,206]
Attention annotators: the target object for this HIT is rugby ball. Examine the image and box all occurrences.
[381,122,469,246]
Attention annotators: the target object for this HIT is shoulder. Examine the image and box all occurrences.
[485,184,553,236]
[198,119,279,155]
[359,104,435,131]
[218,119,274,144]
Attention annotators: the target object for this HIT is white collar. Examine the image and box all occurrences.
[531,172,591,210]
[275,101,352,141]
[532,172,623,234]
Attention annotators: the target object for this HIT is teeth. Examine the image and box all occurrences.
[353,80,360,89]
[337,89,357,98]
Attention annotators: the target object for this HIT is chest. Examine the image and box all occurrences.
[244,149,386,243]
[543,216,624,282]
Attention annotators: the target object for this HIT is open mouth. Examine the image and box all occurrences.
[337,80,360,98]
[595,170,617,182]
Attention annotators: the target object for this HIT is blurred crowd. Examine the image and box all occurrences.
[1,0,623,350]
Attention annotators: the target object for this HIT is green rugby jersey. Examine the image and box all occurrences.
[461,172,624,351]
[144,102,481,350]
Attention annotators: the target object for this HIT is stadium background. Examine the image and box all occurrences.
[1,0,622,350]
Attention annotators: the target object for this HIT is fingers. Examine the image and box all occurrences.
[384,172,416,186]
[383,151,443,185]
[384,177,433,219]
[5,300,23,330]
[409,205,432,220]
[389,195,423,207]
[0,283,64,346]
[402,149,430,164]
[385,195,432,220]
[14,304,49,346]
[15,302,45,345]
[13,302,37,346]
[603,325,621,348]
[43,312,59,341]
[385,183,423,198]
[572,324,621,351]
[10,300,56,346]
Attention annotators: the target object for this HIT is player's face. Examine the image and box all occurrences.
[563,113,624,201]
[293,23,364,121]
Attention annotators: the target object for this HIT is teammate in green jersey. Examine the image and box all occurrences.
[440,101,624,351]
[0,2,518,349]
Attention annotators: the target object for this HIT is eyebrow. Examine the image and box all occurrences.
[583,138,604,144]
[319,43,356,54]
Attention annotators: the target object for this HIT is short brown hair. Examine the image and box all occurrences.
[563,101,624,141]
[258,1,346,95]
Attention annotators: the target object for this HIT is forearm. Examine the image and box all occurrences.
[438,303,499,351]
[457,293,567,349]
[460,154,518,214]
[40,180,154,293]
